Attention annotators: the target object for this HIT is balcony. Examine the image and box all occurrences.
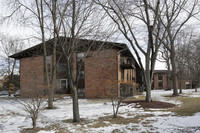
[120,57,135,69]
[119,79,135,85]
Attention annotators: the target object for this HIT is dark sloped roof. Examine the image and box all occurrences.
[154,70,169,73]
[10,37,128,59]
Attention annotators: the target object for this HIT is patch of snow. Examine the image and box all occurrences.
[37,130,55,133]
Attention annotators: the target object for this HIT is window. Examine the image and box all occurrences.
[57,63,67,72]
[46,56,51,64]
[79,71,84,79]
[121,57,125,64]
[77,53,84,62]
[77,53,85,80]
[78,88,85,98]
[158,73,162,80]
[78,88,85,93]
[158,73,163,89]
[158,81,163,89]
[186,82,190,89]
[60,79,68,89]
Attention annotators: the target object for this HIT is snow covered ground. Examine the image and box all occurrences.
[0,89,200,133]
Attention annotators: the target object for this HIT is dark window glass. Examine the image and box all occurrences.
[158,73,162,80]
[158,81,162,89]
[79,71,84,79]
[57,63,67,72]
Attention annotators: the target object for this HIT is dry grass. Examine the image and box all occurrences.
[21,124,72,133]
[122,95,146,102]
[87,114,155,129]
[87,98,110,103]
[97,115,139,125]
[21,128,41,133]
[169,97,200,116]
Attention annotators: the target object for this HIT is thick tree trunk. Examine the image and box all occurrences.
[171,49,178,96]
[166,56,171,90]
[44,47,53,109]
[70,0,80,122]
[72,86,80,122]
[179,88,182,94]
[144,69,152,102]
[50,0,58,102]
[32,118,36,129]
[48,86,54,108]
[144,48,152,103]
[145,79,152,102]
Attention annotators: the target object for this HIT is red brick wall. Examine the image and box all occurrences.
[20,56,44,97]
[153,73,192,90]
[153,73,168,90]
[162,74,167,89]
[84,49,118,98]
[177,80,192,89]
[154,74,158,89]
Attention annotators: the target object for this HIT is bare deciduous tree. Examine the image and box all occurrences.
[159,0,199,96]
[17,72,47,129]
[189,39,200,92]
[0,35,23,94]
[4,0,54,108]
[7,0,65,109]
[57,0,116,122]
[18,95,46,129]
[176,32,200,92]
[0,35,23,76]
[175,31,194,93]
[111,95,124,118]
[95,0,168,102]
[159,45,171,90]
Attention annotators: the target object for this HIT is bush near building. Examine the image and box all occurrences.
[2,75,20,94]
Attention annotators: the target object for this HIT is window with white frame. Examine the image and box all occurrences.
[60,79,68,89]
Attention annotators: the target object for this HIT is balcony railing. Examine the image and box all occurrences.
[120,57,135,69]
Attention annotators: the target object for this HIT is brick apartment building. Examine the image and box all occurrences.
[152,70,192,90]
[10,37,142,98]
